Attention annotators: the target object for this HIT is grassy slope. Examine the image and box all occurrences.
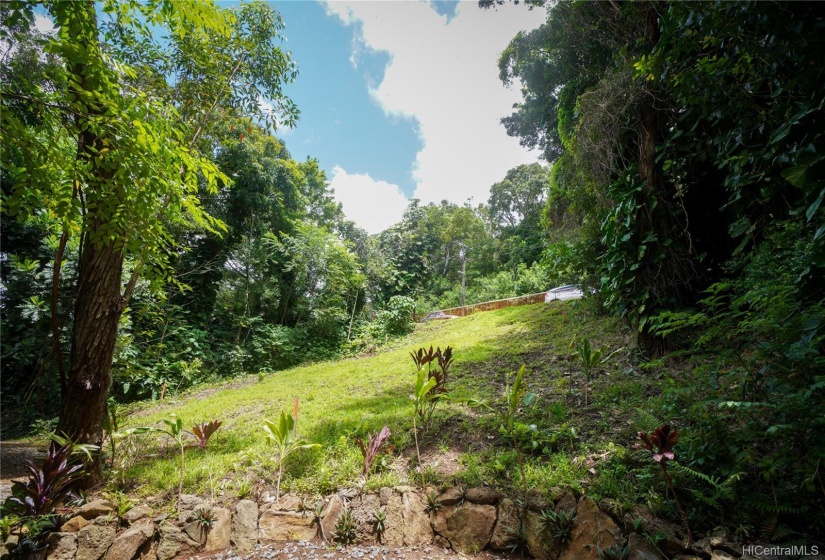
[119,301,650,509]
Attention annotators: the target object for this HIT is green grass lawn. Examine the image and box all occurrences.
[117,300,652,511]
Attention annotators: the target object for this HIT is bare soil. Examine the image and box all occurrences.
[0,441,43,501]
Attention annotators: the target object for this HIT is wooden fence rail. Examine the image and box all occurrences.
[416,292,547,322]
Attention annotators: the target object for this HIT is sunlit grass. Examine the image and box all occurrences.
[116,301,630,504]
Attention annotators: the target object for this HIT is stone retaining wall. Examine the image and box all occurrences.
[1,487,752,560]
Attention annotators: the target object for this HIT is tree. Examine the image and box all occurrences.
[1,1,298,480]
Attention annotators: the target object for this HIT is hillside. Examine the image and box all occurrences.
[119,301,634,503]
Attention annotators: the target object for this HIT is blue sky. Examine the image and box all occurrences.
[270,1,546,233]
[36,1,546,234]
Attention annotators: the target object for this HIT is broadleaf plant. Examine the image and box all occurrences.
[500,365,536,495]
[263,405,321,502]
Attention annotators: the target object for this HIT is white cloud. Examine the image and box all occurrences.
[329,166,409,234]
[324,0,545,206]
[34,14,55,34]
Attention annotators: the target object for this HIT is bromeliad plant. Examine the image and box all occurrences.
[639,425,692,544]
[355,425,392,479]
[263,403,320,502]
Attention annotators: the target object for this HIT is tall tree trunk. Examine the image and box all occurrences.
[54,1,126,484]
[56,228,124,482]
[636,4,668,358]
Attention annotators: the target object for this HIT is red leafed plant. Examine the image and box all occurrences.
[7,445,83,516]
[355,425,392,477]
[410,346,438,371]
[639,424,678,464]
[639,425,692,544]
[188,420,222,449]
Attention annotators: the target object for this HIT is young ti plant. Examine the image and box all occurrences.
[411,369,438,489]
[570,337,622,405]
[355,425,392,478]
[155,414,187,513]
[500,365,536,495]
[188,420,222,503]
[639,425,692,544]
[409,345,453,428]
[263,407,320,502]
[102,400,152,472]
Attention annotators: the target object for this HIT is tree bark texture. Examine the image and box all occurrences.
[54,1,126,484]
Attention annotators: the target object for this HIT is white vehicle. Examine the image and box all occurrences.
[545,285,586,302]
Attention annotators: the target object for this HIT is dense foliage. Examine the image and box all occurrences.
[3,0,824,541]
[1,4,556,437]
[489,0,825,538]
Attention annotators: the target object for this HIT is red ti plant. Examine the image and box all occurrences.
[188,420,222,503]
[355,426,392,478]
[188,420,222,449]
[639,425,692,544]
[410,346,438,371]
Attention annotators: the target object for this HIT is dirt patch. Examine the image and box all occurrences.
[0,441,44,501]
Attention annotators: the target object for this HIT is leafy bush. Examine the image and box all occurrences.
[382,296,415,335]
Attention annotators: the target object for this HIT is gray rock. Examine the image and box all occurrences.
[628,533,664,560]
[204,507,232,552]
[393,486,415,495]
[400,492,432,546]
[178,494,205,511]
[232,500,259,552]
[273,495,304,512]
[431,503,495,553]
[78,500,117,520]
[711,552,736,560]
[122,506,153,525]
[156,523,200,560]
[555,493,577,517]
[524,510,559,560]
[321,496,345,543]
[526,489,549,512]
[105,518,155,560]
[625,506,686,557]
[378,488,393,507]
[380,494,404,547]
[437,488,464,507]
[46,532,77,560]
[184,521,208,546]
[488,499,519,551]
[557,496,621,560]
[76,523,117,560]
[464,487,499,506]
